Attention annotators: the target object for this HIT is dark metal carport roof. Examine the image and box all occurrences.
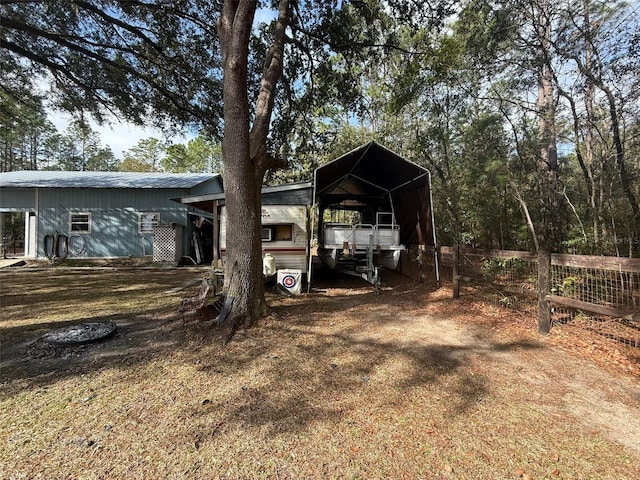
[314,141,430,208]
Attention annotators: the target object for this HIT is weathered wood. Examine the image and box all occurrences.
[458,247,538,262]
[179,277,211,324]
[454,275,473,283]
[438,246,640,274]
[546,295,640,321]
[538,250,551,334]
[550,253,640,272]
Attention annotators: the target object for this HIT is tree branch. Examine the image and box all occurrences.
[250,0,289,168]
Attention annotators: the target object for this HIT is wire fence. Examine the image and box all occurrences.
[420,246,640,349]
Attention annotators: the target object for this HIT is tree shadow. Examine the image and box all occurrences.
[183,284,545,441]
[1,266,544,445]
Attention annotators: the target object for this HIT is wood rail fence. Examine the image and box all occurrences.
[418,246,640,347]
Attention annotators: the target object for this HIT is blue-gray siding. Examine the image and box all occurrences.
[1,173,224,259]
[18,187,196,258]
[0,188,35,211]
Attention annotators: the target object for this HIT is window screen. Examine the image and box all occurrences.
[70,213,91,233]
[139,213,159,233]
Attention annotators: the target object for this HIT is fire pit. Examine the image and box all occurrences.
[42,321,117,346]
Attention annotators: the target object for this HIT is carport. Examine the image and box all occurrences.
[311,141,438,287]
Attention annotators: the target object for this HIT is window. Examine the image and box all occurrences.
[274,224,292,241]
[70,213,91,233]
[261,227,272,242]
[261,224,293,242]
[139,212,159,233]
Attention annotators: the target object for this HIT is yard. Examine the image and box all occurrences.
[1,266,639,479]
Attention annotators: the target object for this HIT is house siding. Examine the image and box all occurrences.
[0,188,36,211]
[35,187,193,258]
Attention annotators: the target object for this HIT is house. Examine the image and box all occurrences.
[0,170,223,261]
[0,142,437,288]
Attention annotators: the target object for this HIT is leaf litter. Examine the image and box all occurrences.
[1,268,639,479]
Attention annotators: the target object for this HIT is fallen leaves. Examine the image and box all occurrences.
[2,270,640,479]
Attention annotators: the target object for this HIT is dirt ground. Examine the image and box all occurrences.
[1,266,639,479]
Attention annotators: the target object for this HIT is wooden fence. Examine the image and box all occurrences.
[417,246,640,347]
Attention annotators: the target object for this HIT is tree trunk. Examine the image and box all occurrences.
[535,0,561,333]
[218,1,263,338]
[537,250,551,333]
[569,13,640,252]
[535,0,562,252]
[583,7,600,247]
[604,85,640,248]
[217,0,290,342]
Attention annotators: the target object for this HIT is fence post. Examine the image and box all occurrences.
[452,244,460,299]
[538,250,551,333]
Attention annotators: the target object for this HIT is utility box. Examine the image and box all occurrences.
[153,224,183,262]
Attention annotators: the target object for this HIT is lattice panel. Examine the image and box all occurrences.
[153,225,181,262]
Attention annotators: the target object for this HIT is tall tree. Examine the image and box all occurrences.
[0,0,221,129]
[0,92,55,172]
[162,135,222,173]
[57,119,116,171]
[216,1,289,339]
[120,138,167,172]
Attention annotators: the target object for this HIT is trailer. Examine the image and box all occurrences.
[173,182,314,275]
[220,204,309,276]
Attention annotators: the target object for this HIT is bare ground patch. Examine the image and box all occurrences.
[1,267,639,479]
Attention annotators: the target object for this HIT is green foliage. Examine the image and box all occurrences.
[0,92,56,171]
[120,138,167,172]
[1,0,222,131]
[481,257,529,282]
[2,0,639,256]
[54,120,116,171]
[551,276,579,296]
[161,134,222,174]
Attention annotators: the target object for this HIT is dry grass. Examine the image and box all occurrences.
[1,267,640,479]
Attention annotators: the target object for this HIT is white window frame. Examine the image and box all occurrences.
[69,212,91,234]
[261,227,273,242]
[139,212,160,233]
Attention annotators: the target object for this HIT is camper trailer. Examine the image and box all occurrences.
[220,204,309,276]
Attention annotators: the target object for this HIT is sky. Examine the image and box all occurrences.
[48,111,189,159]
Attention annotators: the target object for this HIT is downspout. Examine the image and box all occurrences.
[35,187,40,259]
[212,200,220,266]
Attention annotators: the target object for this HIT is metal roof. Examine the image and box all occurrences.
[172,181,313,211]
[0,170,219,189]
[314,141,429,206]
[313,141,434,247]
